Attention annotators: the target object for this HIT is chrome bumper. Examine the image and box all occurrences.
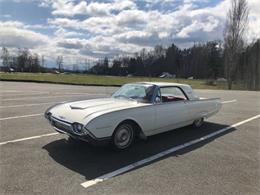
[47,115,110,145]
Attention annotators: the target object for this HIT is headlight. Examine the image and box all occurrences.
[72,123,85,134]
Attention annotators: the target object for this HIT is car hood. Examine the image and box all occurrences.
[49,98,147,124]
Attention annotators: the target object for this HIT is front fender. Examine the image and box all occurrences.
[85,106,155,139]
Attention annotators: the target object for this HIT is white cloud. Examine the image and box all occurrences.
[43,0,137,17]
[183,0,209,3]
[56,38,83,49]
[51,0,88,17]
[0,21,50,48]
[247,0,260,41]
[177,16,219,38]
[47,3,225,48]
[113,0,136,11]
[48,17,80,29]
[0,21,24,28]
[85,2,110,17]
[41,0,234,45]
[54,28,83,38]
[116,9,147,27]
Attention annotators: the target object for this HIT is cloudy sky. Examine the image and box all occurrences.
[0,0,259,68]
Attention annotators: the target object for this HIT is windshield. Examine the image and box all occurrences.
[112,84,156,103]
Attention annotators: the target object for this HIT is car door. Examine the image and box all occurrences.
[152,86,189,134]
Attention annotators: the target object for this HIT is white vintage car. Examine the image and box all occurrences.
[45,82,222,150]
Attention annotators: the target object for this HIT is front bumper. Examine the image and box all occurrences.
[46,114,110,146]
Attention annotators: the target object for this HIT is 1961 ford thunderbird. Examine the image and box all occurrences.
[45,82,222,150]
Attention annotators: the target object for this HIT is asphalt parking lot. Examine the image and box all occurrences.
[0,81,259,195]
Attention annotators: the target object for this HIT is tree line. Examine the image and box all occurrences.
[90,38,259,90]
[0,47,66,73]
[91,41,224,79]
[1,48,45,73]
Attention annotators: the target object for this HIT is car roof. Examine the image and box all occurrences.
[134,82,190,88]
[128,82,198,100]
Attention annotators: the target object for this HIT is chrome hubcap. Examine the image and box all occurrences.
[114,125,133,148]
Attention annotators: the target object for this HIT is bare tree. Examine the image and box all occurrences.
[17,48,30,72]
[41,55,45,68]
[223,0,249,89]
[56,56,63,72]
[1,47,10,68]
[84,59,90,71]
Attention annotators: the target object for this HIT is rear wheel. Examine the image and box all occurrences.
[112,122,135,150]
[193,118,204,128]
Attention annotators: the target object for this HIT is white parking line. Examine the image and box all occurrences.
[0,102,59,108]
[0,133,59,146]
[0,113,43,121]
[0,92,47,97]
[2,93,107,101]
[1,94,89,101]
[221,99,237,104]
[0,90,22,93]
[81,114,260,188]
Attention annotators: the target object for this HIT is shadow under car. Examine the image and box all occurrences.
[43,122,236,180]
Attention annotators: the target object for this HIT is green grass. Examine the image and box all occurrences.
[0,72,246,90]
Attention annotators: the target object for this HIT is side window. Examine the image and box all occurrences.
[160,87,187,103]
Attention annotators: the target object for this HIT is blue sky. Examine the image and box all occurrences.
[0,0,259,68]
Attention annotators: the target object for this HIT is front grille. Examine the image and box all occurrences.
[51,117,72,133]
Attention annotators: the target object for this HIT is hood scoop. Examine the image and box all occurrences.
[70,105,83,109]
[69,99,116,110]
[70,103,110,110]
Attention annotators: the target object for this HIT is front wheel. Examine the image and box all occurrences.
[112,123,135,151]
[193,118,204,128]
